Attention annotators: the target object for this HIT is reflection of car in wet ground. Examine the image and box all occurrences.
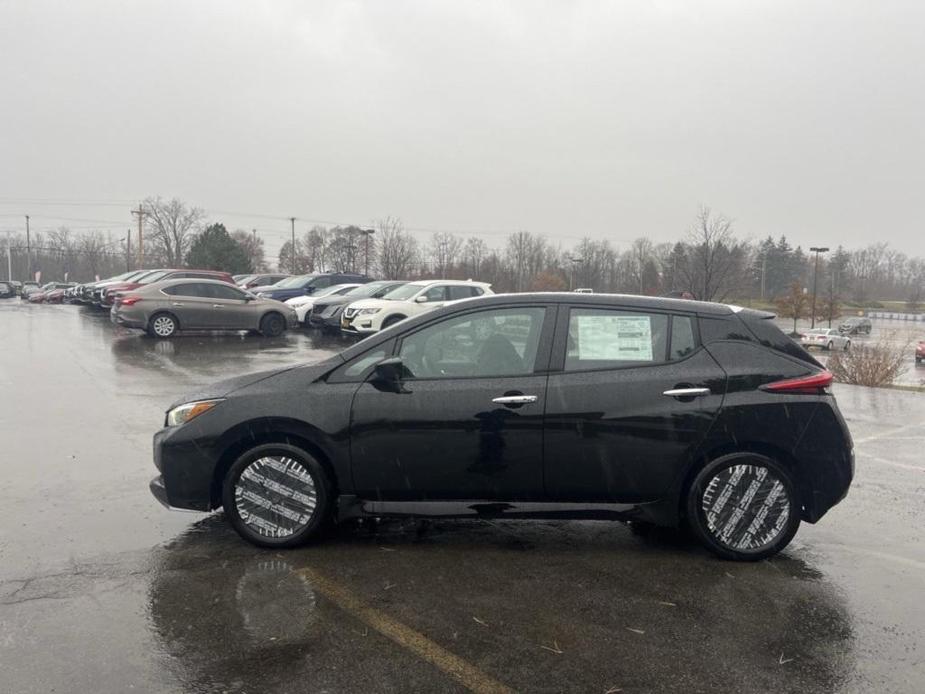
[800,328,851,351]
[839,316,872,335]
[916,340,925,365]
[151,293,853,561]
[111,278,298,337]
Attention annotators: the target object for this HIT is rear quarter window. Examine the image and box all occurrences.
[736,311,821,366]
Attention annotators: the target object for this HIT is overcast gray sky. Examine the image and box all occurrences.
[2,0,923,260]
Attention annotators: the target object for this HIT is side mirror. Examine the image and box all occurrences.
[372,356,404,384]
[414,295,428,303]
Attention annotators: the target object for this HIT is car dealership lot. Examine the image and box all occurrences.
[1,302,923,693]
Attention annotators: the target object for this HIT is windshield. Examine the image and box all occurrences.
[381,284,424,301]
[345,281,396,297]
[137,270,171,284]
[273,274,315,289]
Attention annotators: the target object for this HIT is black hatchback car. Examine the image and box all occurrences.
[151,293,853,561]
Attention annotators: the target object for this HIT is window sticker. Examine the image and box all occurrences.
[577,314,653,361]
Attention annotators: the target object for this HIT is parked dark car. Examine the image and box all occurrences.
[21,282,45,300]
[100,269,235,307]
[79,270,155,304]
[308,280,408,332]
[150,293,853,561]
[0,281,15,299]
[255,272,371,303]
[239,273,290,290]
[112,279,298,337]
[838,316,872,335]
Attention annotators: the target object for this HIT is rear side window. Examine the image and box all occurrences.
[565,308,668,371]
[670,316,696,360]
[448,286,480,300]
[162,283,207,297]
[737,311,820,366]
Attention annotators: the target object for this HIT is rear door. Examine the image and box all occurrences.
[543,305,726,502]
[160,283,214,329]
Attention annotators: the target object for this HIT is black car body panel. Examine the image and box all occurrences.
[152,293,853,538]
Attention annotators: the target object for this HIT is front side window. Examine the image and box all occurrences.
[162,283,208,297]
[421,285,448,302]
[382,284,424,301]
[307,276,332,289]
[566,308,668,371]
[207,284,247,300]
[399,307,546,379]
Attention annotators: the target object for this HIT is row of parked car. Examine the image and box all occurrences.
[3,268,494,339]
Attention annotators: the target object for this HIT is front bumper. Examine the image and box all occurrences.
[149,475,171,508]
[340,313,378,334]
[151,425,218,512]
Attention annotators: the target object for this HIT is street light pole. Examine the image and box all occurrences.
[567,256,582,291]
[360,228,375,276]
[809,246,829,329]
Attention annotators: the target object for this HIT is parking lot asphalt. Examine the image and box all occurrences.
[1,301,923,693]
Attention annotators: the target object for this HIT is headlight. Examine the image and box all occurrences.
[166,399,223,427]
[359,308,380,315]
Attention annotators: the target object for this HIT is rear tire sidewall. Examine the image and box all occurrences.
[148,313,178,338]
[260,312,285,337]
[686,453,800,561]
[222,443,331,548]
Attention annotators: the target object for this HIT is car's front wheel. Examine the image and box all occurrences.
[686,453,801,561]
[222,444,331,548]
[260,312,286,337]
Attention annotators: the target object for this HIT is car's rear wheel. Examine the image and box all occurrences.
[222,443,331,548]
[148,313,178,338]
[826,341,833,351]
[844,340,851,351]
[686,453,800,561]
[260,312,286,337]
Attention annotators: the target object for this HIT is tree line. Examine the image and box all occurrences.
[4,197,924,310]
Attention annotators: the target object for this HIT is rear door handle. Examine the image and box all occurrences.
[492,395,538,405]
[212,304,223,308]
[662,387,711,398]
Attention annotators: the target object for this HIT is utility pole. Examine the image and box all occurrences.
[25,215,31,280]
[5,232,12,281]
[809,246,829,329]
[760,253,767,302]
[125,231,132,272]
[567,256,582,291]
[289,217,296,273]
[131,204,145,269]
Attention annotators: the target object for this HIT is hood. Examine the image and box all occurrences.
[285,295,313,306]
[165,358,342,410]
[347,298,392,310]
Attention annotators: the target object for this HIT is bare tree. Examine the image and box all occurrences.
[775,281,809,334]
[79,231,111,278]
[375,217,418,279]
[462,237,488,277]
[429,232,463,278]
[629,237,655,294]
[505,231,547,291]
[143,197,206,267]
[679,206,750,301]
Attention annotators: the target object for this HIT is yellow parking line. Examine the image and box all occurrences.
[295,567,515,694]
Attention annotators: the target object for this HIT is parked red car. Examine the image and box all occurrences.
[916,340,925,365]
[98,269,235,307]
[44,284,76,304]
[27,282,74,303]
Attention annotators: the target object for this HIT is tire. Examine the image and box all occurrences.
[826,341,833,351]
[148,312,178,338]
[686,453,801,561]
[844,340,850,351]
[260,312,286,337]
[222,443,331,548]
[381,314,406,330]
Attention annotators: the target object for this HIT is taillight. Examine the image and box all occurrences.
[120,295,143,306]
[760,370,833,395]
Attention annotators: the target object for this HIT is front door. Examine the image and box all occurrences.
[350,305,554,501]
[202,283,253,329]
[543,306,726,502]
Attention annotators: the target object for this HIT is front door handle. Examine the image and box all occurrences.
[171,302,184,307]
[492,395,538,405]
[662,387,711,398]
[212,304,223,308]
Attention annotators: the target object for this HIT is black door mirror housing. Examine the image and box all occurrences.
[372,356,404,384]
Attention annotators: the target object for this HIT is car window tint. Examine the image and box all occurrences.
[208,284,247,300]
[162,283,207,297]
[309,276,332,289]
[448,286,479,300]
[565,308,668,371]
[422,286,448,302]
[399,307,546,379]
[345,349,388,377]
[670,316,696,360]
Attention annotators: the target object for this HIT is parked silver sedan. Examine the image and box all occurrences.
[110,278,298,338]
[800,328,851,351]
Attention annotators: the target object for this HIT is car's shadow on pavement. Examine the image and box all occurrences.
[148,514,854,693]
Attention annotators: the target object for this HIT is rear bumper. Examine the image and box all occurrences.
[110,308,146,330]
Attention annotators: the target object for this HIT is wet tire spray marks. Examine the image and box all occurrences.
[701,464,790,552]
[234,456,318,539]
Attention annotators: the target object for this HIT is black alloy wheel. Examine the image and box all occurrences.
[260,312,285,337]
[222,444,330,548]
[687,453,801,561]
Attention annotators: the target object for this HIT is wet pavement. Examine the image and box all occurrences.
[1,301,923,693]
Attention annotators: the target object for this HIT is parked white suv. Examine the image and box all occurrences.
[340,279,492,334]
